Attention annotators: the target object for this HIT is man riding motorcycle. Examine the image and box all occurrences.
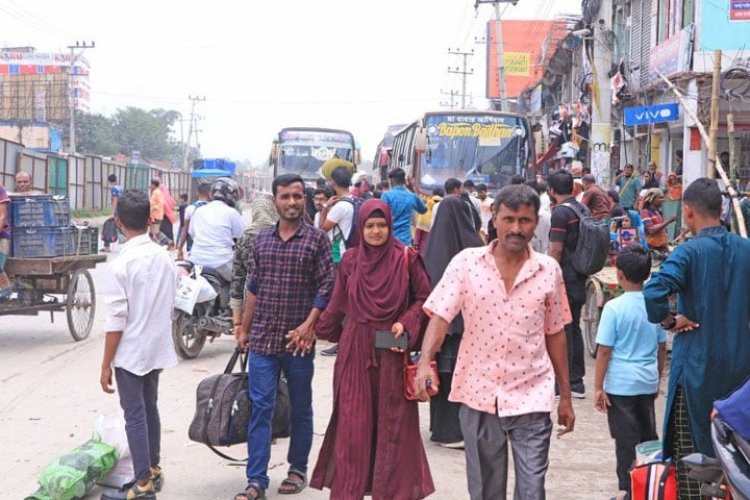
[188,178,246,281]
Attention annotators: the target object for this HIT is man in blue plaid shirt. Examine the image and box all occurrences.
[236,173,334,499]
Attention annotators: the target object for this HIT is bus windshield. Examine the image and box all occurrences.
[277,129,355,179]
[418,114,529,191]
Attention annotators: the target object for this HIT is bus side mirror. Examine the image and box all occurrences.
[354,149,361,165]
[271,143,280,161]
[415,128,427,152]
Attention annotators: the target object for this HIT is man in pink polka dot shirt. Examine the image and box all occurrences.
[415,184,575,500]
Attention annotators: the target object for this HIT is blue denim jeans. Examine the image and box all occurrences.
[246,350,315,489]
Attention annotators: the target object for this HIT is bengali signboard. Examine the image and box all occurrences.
[649,25,694,79]
[730,0,750,20]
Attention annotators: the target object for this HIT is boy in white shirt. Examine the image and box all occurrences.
[100,190,177,500]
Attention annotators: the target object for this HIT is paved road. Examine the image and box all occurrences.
[0,254,667,499]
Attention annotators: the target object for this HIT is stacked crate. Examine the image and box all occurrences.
[9,195,74,257]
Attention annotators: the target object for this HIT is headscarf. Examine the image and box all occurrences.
[248,193,278,234]
[347,199,409,322]
[643,187,664,206]
[423,195,484,287]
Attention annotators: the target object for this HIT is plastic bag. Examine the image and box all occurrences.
[175,274,202,314]
[25,439,118,500]
[94,414,134,489]
[195,274,218,303]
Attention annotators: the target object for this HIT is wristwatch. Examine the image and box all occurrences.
[660,315,677,330]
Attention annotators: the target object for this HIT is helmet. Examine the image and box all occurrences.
[211,177,240,207]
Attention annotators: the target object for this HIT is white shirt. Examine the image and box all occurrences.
[103,234,177,375]
[326,195,354,254]
[479,196,495,232]
[188,200,246,269]
[533,209,551,253]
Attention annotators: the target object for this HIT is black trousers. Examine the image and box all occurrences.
[606,393,658,493]
[564,296,585,387]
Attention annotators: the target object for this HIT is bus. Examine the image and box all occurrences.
[389,111,534,194]
[373,123,407,184]
[268,127,360,184]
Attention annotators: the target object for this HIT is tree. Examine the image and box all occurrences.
[76,106,184,162]
[75,112,119,156]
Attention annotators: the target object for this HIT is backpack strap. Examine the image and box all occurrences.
[560,201,590,221]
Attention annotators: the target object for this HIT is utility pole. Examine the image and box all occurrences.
[66,41,95,154]
[589,2,613,187]
[440,89,460,109]
[708,50,722,179]
[182,95,205,171]
[447,49,474,109]
[475,1,515,111]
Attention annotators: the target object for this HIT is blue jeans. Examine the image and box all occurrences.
[246,350,315,489]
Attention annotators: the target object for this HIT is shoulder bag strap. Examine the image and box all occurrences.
[206,442,247,463]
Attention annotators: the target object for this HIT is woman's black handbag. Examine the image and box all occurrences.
[188,348,290,461]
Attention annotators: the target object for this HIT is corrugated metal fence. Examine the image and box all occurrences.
[0,137,192,211]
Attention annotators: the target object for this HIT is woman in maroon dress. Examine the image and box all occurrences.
[310,199,435,499]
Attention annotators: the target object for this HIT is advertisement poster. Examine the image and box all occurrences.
[730,0,750,20]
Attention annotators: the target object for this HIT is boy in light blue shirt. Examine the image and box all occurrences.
[594,245,667,497]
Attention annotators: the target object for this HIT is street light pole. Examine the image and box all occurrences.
[66,41,95,155]
[475,0,515,111]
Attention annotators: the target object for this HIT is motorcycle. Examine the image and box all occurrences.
[682,412,750,499]
[173,260,233,359]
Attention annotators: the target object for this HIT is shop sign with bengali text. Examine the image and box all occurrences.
[730,0,750,20]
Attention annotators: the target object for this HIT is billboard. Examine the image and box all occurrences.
[730,0,750,20]
[486,20,559,100]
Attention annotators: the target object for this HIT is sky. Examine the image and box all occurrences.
[0,0,581,166]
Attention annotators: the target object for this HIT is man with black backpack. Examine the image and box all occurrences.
[548,170,609,399]
[317,164,360,357]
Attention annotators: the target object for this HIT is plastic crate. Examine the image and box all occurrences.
[11,226,75,257]
[9,196,71,227]
[72,226,99,255]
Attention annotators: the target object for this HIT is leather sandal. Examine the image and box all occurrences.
[233,481,266,500]
[277,472,307,495]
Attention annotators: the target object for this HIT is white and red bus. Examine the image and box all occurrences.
[269,127,360,184]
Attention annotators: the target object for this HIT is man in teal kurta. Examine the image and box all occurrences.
[644,177,750,499]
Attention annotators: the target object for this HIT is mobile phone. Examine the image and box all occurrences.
[374,330,408,350]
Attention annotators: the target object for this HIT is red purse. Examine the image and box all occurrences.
[403,355,439,401]
[399,246,440,401]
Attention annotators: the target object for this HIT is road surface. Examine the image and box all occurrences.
[0,253,667,499]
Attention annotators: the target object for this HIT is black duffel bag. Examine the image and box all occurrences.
[188,348,291,461]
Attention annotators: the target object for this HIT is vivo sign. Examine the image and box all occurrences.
[623,103,680,126]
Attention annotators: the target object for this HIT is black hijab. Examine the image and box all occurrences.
[423,195,484,288]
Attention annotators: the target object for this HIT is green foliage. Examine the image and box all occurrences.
[75,107,185,162]
[75,112,118,156]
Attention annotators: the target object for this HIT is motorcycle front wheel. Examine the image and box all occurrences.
[173,309,207,359]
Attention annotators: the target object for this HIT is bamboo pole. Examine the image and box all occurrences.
[654,68,747,238]
[728,114,737,185]
[708,50,722,179]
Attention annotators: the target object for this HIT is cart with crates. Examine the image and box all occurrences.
[0,195,106,341]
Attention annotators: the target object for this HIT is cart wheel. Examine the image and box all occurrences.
[67,269,95,341]
[582,280,601,358]
[173,309,207,359]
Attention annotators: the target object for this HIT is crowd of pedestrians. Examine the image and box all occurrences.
[94,157,750,500]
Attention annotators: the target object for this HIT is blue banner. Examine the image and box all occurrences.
[623,103,680,126]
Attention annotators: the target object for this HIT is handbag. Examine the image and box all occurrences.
[399,246,440,401]
[630,459,677,500]
[188,348,291,461]
[403,355,439,401]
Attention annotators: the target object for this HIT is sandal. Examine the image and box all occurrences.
[233,481,266,500]
[277,472,307,495]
